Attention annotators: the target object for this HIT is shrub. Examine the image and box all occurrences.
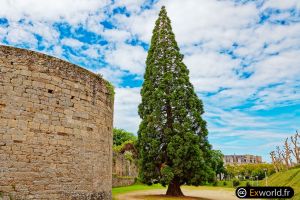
[232,179,240,187]
[212,181,218,186]
[223,181,227,186]
[113,128,136,146]
[246,181,251,187]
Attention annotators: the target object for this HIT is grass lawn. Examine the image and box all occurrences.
[112,184,234,200]
[113,168,300,199]
[112,184,164,199]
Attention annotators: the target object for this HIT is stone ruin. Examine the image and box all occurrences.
[0,45,113,200]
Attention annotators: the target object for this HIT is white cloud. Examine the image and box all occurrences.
[102,29,131,43]
[112,0,145,13]
[81,47,99,59]
[164,0,258,45]
[6,27,37,46]
[51,45,64,57]
[262,0,300,10]
[114,87,141,133]
[105,43,147,75]
[185,51,241,92]
[0,0,109,24]
[96,67,126,86]
[113,8,158,42]
[61,38,84,48]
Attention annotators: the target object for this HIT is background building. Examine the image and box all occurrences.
[223,154,262,165]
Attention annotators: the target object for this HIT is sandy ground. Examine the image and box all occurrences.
[115,188,239,200]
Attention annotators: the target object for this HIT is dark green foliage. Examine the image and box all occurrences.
[160,165,174,186]
[212,181,218,186]
[210,150,226,175]
[137,6,214,193]
[223,181,227,186]
[225,163,275,180]
[246,181,251,187]
[232,179,240,187]
[113,128,137,147]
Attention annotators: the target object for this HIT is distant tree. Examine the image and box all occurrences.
[270,151,279,172]
[225,164,239,178]
[210,150,226,175]
[276,144,292,170]
[291,131,300,164]
[225,163,275,180]
[137,6,214,196]
[270,131,300,171]
[113,128,137,147]
[282,138,293,168]
[250,164,275,180]
[276,146,285,171]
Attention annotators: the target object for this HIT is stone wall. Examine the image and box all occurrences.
[112,177,135,188]
[113,152,138,178]
[0,45,114,200]
[112,152,138,187]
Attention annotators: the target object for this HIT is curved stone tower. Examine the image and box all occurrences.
[0,45,113,200]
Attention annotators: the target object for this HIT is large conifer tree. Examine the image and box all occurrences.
[137,6,215,196]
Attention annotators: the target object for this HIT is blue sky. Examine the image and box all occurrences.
[1,0,300,162]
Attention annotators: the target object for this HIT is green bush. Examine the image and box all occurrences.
[113,128,136,147]
[246,181,251,187]
[232,179,240,187]
[223,181,227,186]
[212,181,218,186]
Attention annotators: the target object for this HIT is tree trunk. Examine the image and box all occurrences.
[166,179,184,196]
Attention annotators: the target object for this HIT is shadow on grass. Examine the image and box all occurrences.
[135,194,213,200]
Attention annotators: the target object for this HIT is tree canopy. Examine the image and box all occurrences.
[113,128,137,147]
[137,6,214,196]
[210,150,226,175]
[225,163,275,180]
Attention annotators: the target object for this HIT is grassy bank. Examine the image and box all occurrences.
[264,168,300,200]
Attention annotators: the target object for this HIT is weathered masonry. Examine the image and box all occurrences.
[0,45,114,200]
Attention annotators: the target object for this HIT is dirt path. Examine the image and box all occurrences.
[115,187,239,200]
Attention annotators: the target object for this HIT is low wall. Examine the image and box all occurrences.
[112,177,135,188]
[112,152,138,187]
[113,152,138,177]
